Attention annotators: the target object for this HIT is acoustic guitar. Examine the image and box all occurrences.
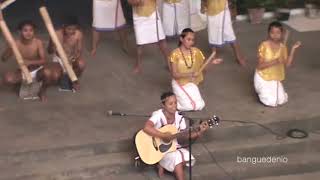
[135,116,220,165]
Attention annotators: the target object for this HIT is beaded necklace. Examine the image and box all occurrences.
[179,47,194,69]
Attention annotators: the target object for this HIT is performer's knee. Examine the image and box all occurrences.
[278,93,288,105]
[259,96,278,107]
[52,71,62,82]
[197,100,205,110]
[43,68,52,79]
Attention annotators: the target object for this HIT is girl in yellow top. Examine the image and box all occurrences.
[170,28,222,111]
[254,21,301,107]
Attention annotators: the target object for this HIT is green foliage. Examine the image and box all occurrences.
[276,0,289,7]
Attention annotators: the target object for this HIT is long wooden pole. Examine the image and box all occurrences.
[197,51,216,74]
[39,6,78,82]
[0,0,15,10]
[0,2,32,84]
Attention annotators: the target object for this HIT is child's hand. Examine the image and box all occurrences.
[292,41,302,50]
[211,58,223,65]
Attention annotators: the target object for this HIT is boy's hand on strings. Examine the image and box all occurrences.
[199,121,209,132]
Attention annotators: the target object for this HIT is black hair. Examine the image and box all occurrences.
[161,91,175,104]
[62,15,79,27]
[268,21,283,33]
[178,28,194,46]
[17,20,37,31]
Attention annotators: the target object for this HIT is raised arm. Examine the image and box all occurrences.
[284,41,301,68]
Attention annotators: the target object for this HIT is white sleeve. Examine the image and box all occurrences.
[149,111,162,129]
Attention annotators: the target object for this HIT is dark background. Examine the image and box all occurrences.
[2,0,133,30]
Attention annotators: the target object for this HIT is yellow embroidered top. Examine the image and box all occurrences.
[204,0,227,16]
[134,0,156,17]
[257,41,288,81]
[170,47,205,85]
[164,0,181,4]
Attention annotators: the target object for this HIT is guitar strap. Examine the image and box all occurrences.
[160,118,166,127]
[178,149,185,162]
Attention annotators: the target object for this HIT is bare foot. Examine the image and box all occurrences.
[133,66,141,74]
[236,56,246,67]
[158,164,164,178]
[72,81,80,91]
[91,48,97,57]
[211,58,223,65]
[39,94,48,102]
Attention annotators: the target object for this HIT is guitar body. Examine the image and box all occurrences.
[135,115,220,165]
[135,124,178,165]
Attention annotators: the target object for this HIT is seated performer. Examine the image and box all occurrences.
[162,0,190,37]
[47,16,85,91]
[254,21,301,107]
[91,0,128,56]
[143,91,207,180]
[1,20,50,101]
[128,0,170,73]
[170,28,222,111]
[201,0,245,66]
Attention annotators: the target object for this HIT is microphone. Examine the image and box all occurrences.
[178,111,185,116]
[107,110,127,116]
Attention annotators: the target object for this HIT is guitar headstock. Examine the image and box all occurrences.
[206,115,220,128]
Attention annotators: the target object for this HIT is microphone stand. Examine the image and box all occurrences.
[180,113,194,180]
[107,111,150,118]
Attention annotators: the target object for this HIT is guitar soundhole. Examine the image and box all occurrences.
[159,143,173,153]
